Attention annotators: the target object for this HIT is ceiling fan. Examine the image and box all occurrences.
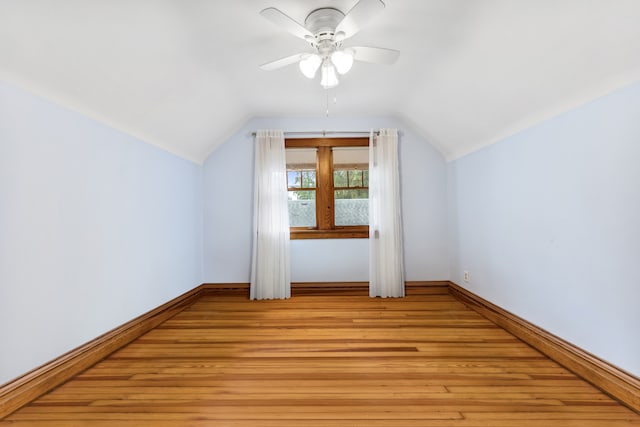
[259,0,400,89]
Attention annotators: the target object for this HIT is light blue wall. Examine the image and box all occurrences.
[203,116,449,283]
[448,81,640,376]
[0,82,203,384]
[4,73,638,387]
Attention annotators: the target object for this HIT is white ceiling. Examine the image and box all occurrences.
[2,1,640,163]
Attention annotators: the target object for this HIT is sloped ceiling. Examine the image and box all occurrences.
[2,0,640,163]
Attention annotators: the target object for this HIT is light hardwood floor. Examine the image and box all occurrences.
[3,287,639,426]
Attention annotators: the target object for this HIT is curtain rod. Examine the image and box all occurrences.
[250,130,381,137]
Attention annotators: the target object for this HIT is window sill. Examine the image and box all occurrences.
[290,226,369,240]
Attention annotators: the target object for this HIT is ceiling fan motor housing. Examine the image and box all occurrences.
[305,8,345,40]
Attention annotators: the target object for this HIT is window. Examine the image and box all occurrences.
[286,138,369,239]
[286,148,317,228]
[333,146,369,226]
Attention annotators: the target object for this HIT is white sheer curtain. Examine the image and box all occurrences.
[250,130,291,300]
[369,128,405,298]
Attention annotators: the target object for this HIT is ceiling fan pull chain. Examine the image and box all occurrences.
[325,89,330,117]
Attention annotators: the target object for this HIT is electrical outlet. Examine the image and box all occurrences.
[463,271,469,282]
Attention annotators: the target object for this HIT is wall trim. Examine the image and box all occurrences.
[200,281,451,296]
[2,281,637,417]
[448,281,640,414]
[0,285,207,419]
[200,281,450,289]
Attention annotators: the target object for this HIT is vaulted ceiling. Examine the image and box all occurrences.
[2,1,639,163]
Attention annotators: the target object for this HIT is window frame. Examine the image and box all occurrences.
[286,137,369,240]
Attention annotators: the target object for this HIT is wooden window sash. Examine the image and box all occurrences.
[285,138,369,240]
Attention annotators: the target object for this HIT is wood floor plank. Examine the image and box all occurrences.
[2,292,639,426]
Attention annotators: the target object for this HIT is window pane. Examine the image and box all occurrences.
[302,170,316,188]
[335,189,369,226]
[286,148,317,228]
[287,171,301,188]
[349,170,363,187]
[333,146,369,226]
[333,170,348,188]
[286,148,316,189]
[335,189,369,199]
[288,191,316,227]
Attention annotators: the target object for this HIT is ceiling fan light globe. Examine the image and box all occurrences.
[321,62,339,89]
[331,50,354,75]
[299,54,322,78]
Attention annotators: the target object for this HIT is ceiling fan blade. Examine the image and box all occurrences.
[260,7,314,41]
[260,53,307,71]
[351,46,400,65]
[335,0,385,40]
